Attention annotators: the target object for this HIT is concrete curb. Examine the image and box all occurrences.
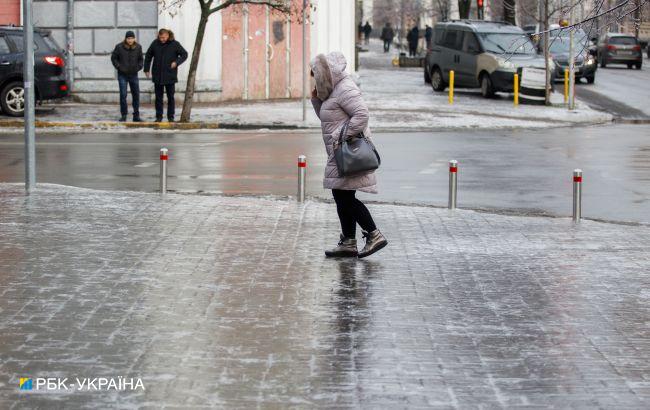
[0,120,306,130]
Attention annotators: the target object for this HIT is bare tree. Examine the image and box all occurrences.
[458,0,472,18]
[503,0,516,24]
[516,0,649,103]
[159,0,298,122]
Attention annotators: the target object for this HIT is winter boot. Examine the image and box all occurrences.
[133,114,142,122]
[119,115,127,122]
[325,234,358,258]
[155,117,163,123]
[358,229,388,258]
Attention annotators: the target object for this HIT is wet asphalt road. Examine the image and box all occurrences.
[0,123,648,223]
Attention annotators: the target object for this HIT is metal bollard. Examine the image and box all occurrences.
[448,70,455,105]
[160,148,168,194]
[564,68,569,104]
[297,155,306,202]
[513,73,519,106]
[573,169,582,221]
[448,160,458,209]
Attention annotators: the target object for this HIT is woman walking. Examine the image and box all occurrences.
[310,52,388,258]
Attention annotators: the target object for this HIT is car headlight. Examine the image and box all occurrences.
[585,56,595,65]
[496,57,515,70]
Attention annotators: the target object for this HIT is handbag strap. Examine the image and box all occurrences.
[339,120,350,143]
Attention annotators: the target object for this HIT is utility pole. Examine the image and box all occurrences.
[23,0,36,191]
[66,0,74,92]
[568,7,576,110]
[301,0,307,123]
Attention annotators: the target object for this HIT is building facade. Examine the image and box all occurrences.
[0,0,355,103]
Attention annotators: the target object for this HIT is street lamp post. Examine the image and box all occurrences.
[302,0,307,123]
[23,0,36,191]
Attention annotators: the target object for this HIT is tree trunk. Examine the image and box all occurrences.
[503,0,516,25]
[458,0,471,18]
[180,10,209,123]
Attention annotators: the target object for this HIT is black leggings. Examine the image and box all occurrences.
[332,189,377,239]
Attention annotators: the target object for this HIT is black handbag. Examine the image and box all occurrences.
[333,120,381,177]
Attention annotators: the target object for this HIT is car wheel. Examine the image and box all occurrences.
[480,73,495,98]
[585,75,595,84]
[0,81,25,117]
[627,63,634,69]
[635,63,642,70]
[424,65,431,84]
[431,67,446,92]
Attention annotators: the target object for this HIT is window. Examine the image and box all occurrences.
[609,36,637,45]
[434,28,445,46]
[442,30,462,50]
[0,37,10,55]
[42,35,61,51]
[478,33,536,55]
[8,34,39,52]
[463,33,480,53]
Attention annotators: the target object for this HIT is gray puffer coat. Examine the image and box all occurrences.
[310,52,377,194]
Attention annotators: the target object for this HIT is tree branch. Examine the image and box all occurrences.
[208,0,291,15]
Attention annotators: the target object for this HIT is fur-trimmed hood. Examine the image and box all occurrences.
[310,52,348,101]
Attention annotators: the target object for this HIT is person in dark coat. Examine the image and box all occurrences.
[363,21,372,45]
[358,22,363,42]
[380,23,395,53]
[424,25,433,49]
[111,31,143,122]
[407,26,419,57]
[144,29,188,122]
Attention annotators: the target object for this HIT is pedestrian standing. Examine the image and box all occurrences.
[144,29,188,122]
[310,52,388,258]
[425,25,433,49]
[358,22,363,42]
[380,22,395,53]
[111,31,143,122]
[363,21,372,45]
[407,25,419,57]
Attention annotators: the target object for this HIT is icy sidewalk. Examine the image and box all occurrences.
[1,183,649,408]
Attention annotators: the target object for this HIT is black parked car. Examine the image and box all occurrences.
[540,29,597,84]
[0,26,68,116]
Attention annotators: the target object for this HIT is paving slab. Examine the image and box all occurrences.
[0,184,649,408]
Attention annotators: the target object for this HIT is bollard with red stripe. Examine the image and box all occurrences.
[297,155,307,202]
[448,160,458,209]
[573,169,582,221]
[160,148,169,194]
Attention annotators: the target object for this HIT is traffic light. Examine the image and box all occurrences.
[477,0,484,20]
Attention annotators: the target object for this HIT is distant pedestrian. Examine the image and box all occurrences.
[425,25,433,49]
[363,21,372,45]
[111,31,143,122]
[380,22,395,53]
[407,25,419,57]
[144,29,188,122]
[310,52,388,259]
[358,22,363,42]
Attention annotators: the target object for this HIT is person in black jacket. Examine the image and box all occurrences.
[380,23,395,52]
[363,21,372,45]
[424,25,433,49]
[111,31,143,122]
[144,29,188,122]
[407,26,419,57]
